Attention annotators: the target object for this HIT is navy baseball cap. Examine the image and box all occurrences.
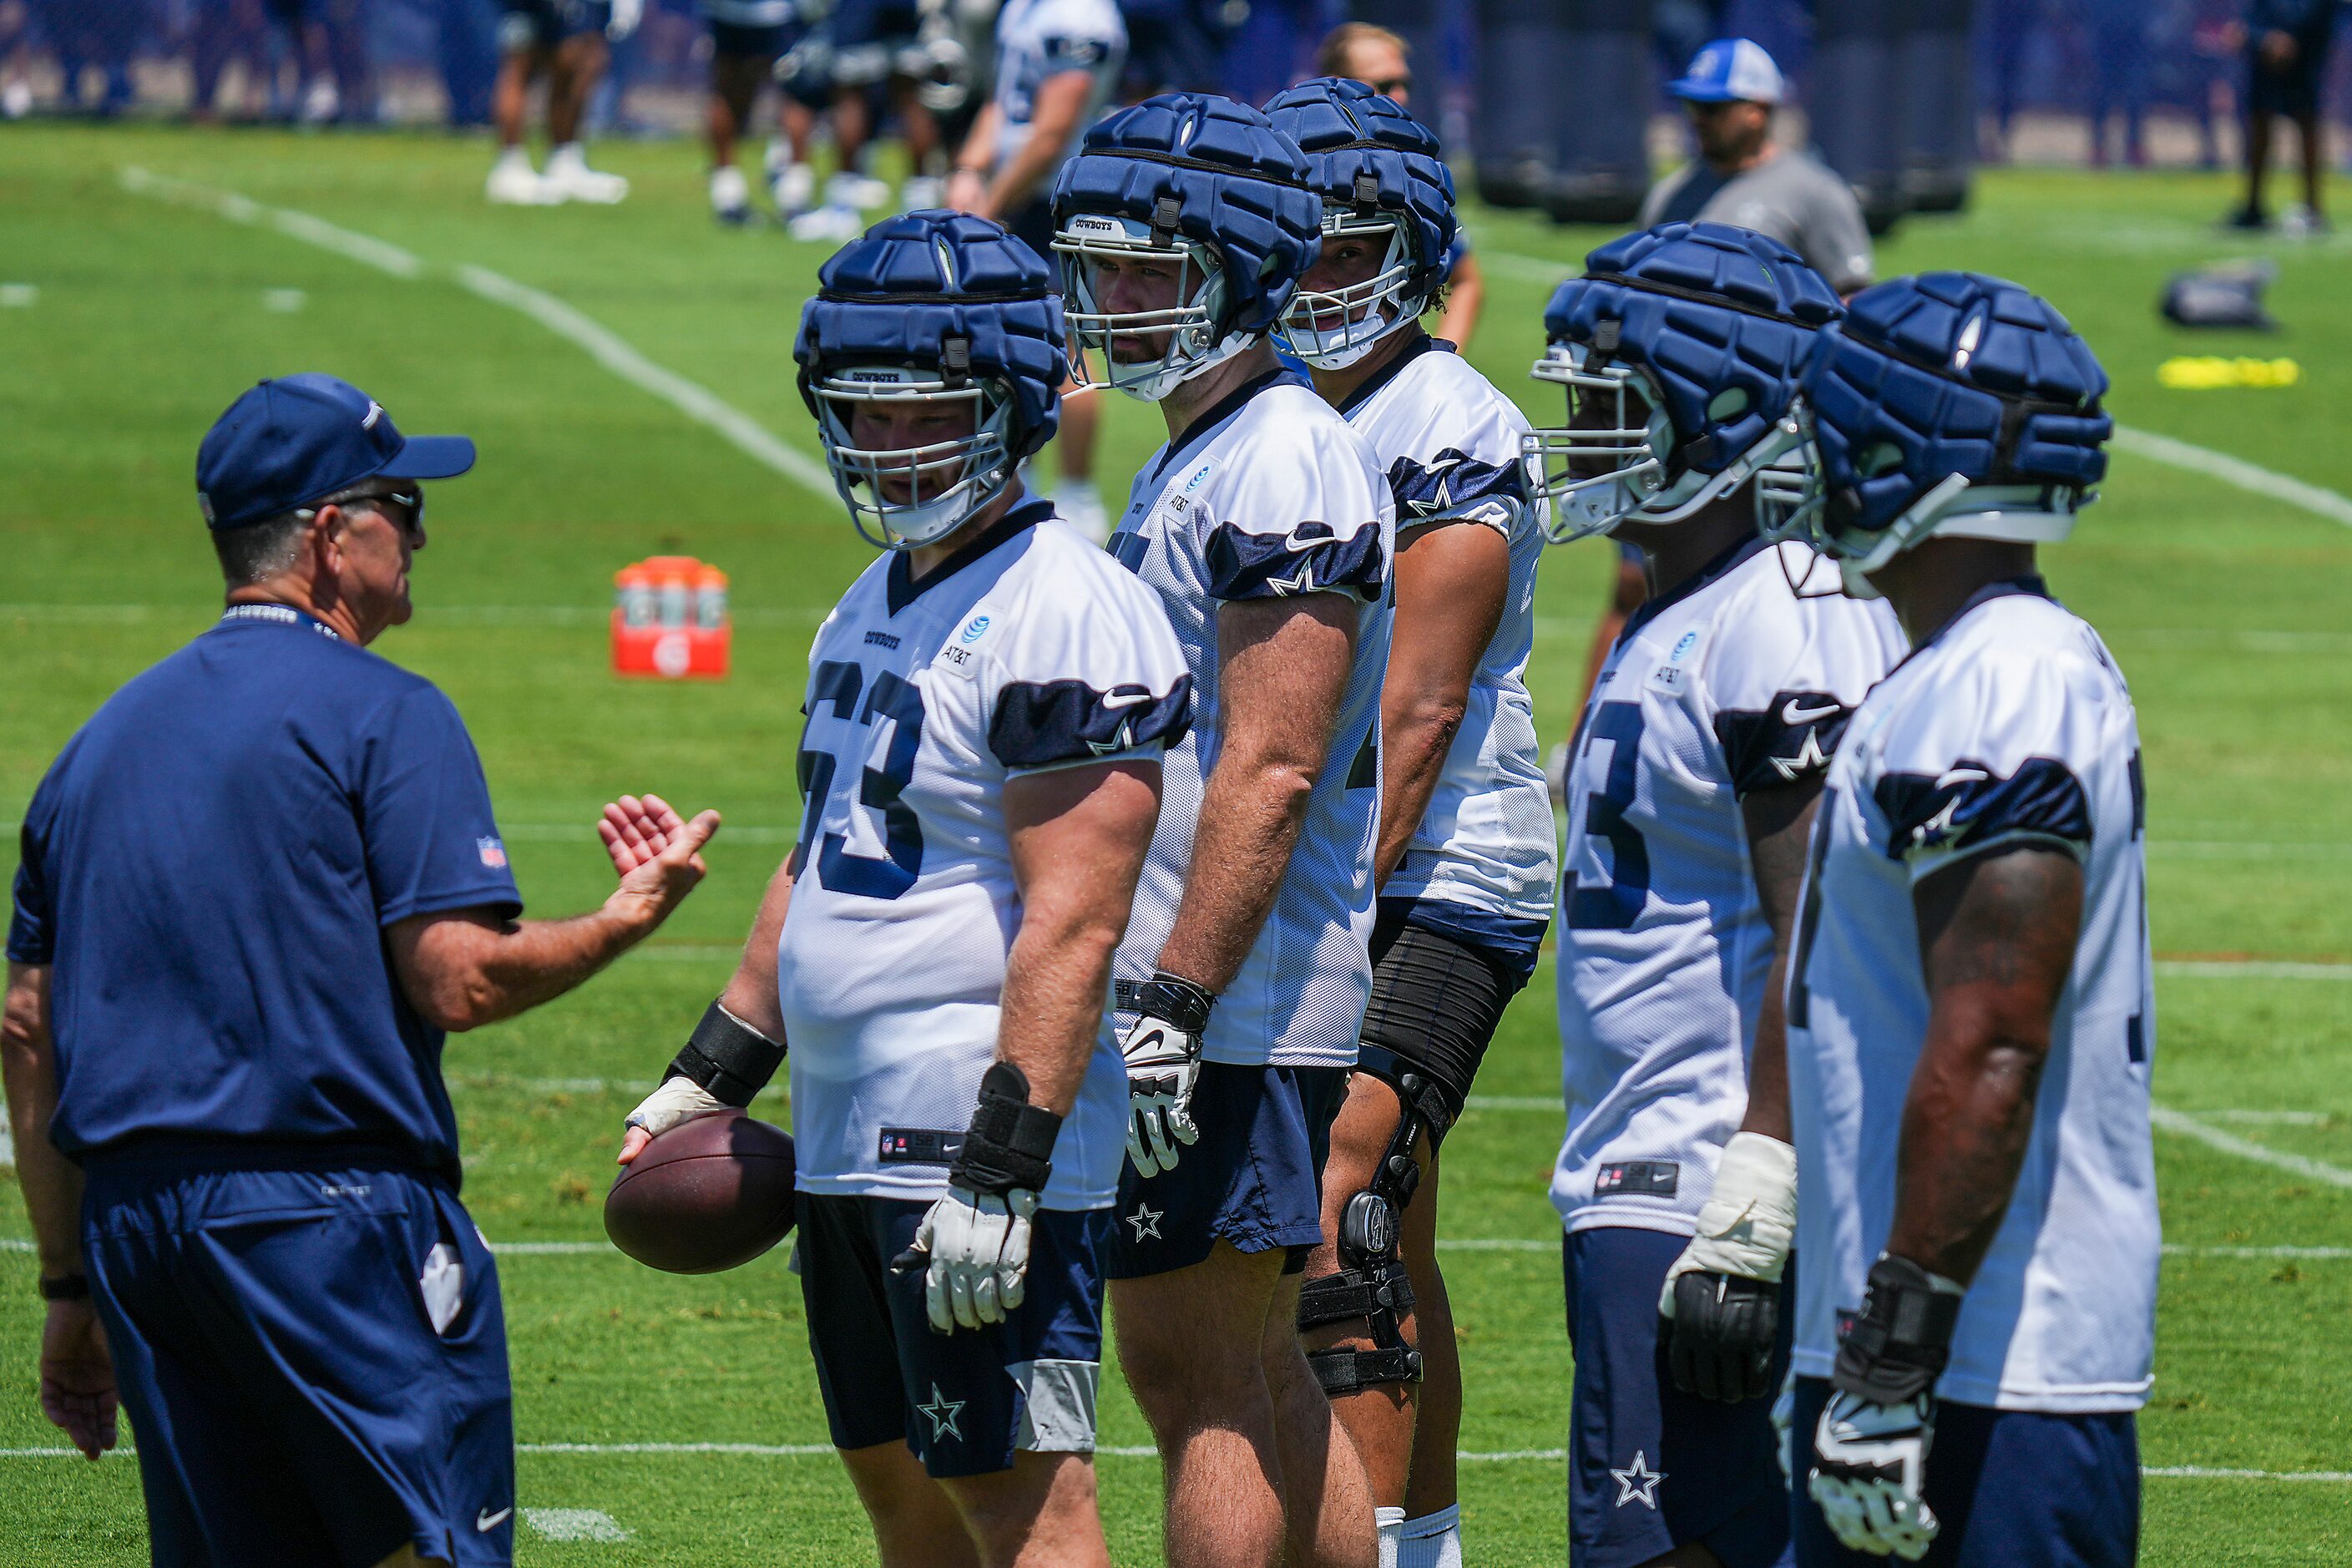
[1667,38,1786,105]
[196,374,477,531]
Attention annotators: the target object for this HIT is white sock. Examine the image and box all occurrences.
[549,141,584,173]
[494,145,534,174]
[711,164,749,210]
[1399,1505,1461,1568]
[1375,1505,1407,1568]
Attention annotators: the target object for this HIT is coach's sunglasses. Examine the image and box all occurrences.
[301,487,424,538]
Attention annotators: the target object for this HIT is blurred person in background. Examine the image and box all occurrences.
[946,0,1124,539]
[701,0,826,224]
[263,0,340,121]
[2,0,40,119]
[1641,38,1874,296]
[2229,0,2339,231]
[26,0,141,115]
[488,0,640,204]
[787,0,963,240]
[1315,22,1485,350]
[2086,0,2152,167]
[1118,0,1229,97]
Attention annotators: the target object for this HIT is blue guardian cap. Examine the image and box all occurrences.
[794,211,1068,550]
[1262,76,1457,370]
[1048,92,1323,401]
[1525,220,1843,541]
[1778,271,2112,595]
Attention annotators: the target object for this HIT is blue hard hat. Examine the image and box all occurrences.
[196,374,475,531]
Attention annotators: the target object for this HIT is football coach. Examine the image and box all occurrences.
[2,374,719,1568]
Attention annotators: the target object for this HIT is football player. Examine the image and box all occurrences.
[1262,76,1556,1568]
[787,0,964,240]
[487,0,638,205]
[1775,274,2152,1566]
[1525,222,1906,1568]
[945,0,1128,539]
[619,212,1191,1568]
[1050,93,1392,1568]
[699,0,824,225]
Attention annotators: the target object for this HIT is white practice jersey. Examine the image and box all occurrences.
[991,0,1125,184]
[1108,371,1395,1067]
[1338,339,1557,949]
[1552,539,1905,1236]
[1789,579,2157,1413]
[777,503,1191,1211]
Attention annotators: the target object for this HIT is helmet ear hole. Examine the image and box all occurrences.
[1706,387,1750,422]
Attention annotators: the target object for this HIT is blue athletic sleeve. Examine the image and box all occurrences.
[7,818,51,965]
[362,686,523,927]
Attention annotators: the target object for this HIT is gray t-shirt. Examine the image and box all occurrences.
[1639,148,1874,295]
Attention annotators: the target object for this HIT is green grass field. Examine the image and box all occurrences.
[3,123,2349,1564]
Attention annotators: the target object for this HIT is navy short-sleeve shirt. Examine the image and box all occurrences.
[7,605,521,1181]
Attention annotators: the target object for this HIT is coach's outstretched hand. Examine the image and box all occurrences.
[599,794,721,933]
[40,1297,117,1461]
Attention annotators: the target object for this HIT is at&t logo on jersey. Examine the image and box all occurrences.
[959,615,991,644]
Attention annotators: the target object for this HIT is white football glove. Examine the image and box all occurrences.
[624,1075,725,1143]
[1120,1011,1201,1176]
[1808,1389,1940,1560]
[904,1186,1039,1333]
[607,0,643,39]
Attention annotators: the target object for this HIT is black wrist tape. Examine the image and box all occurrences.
[665,1000,787,1108]
[1832,1254,1965,1405]
[1136,971,1216,1034]
[948,1060,1062,1197]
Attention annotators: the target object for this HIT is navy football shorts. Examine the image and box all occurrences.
[1563,1225,1793,1568]
[498,0,610,53]
[1790,1378,2140,1567]
[827,0,922,84]
[1106,1061,1348,1279]
[797,1192,1110,1479]
[81,1151,514,1568]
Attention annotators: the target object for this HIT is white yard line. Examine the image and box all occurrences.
[2151,1105,2352,1190]
[11,1444,2339,1480]
[2156,959,2352,981]
[114,166,828,498]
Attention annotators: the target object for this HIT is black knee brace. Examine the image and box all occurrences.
[1296,1045,1460,1398]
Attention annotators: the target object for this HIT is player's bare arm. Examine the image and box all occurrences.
[1155,590,1358,990]
[388,792,719,1033]
[3,959,118,1461]
[998,759,1163,1115]
[1888,843,2085,1282]
[1736,779,1826,1146]
[1374,521,1508,885]
[983,69,1095,220]
[617,837,798,1165]
[948,101,1001,214]
[907,757,1165,1334]
[1657,776,1825,1402]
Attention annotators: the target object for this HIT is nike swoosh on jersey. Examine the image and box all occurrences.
[1100,689,1151,709]
[478,1506,513,1533]
[1781,698,1844,725]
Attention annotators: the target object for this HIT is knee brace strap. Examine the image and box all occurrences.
[1297,1257,1415,1330]
[1305,1343,1424,1398]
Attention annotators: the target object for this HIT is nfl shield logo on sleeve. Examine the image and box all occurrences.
[477,837,508,869]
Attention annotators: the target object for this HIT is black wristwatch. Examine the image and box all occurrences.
[38,1273,90,1302]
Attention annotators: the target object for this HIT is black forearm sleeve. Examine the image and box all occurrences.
[1831,1254,1965,1405]
[947,1061,1062,1197]
[664,1000,786,1108]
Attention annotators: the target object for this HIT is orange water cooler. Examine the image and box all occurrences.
[611,556,731,680]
